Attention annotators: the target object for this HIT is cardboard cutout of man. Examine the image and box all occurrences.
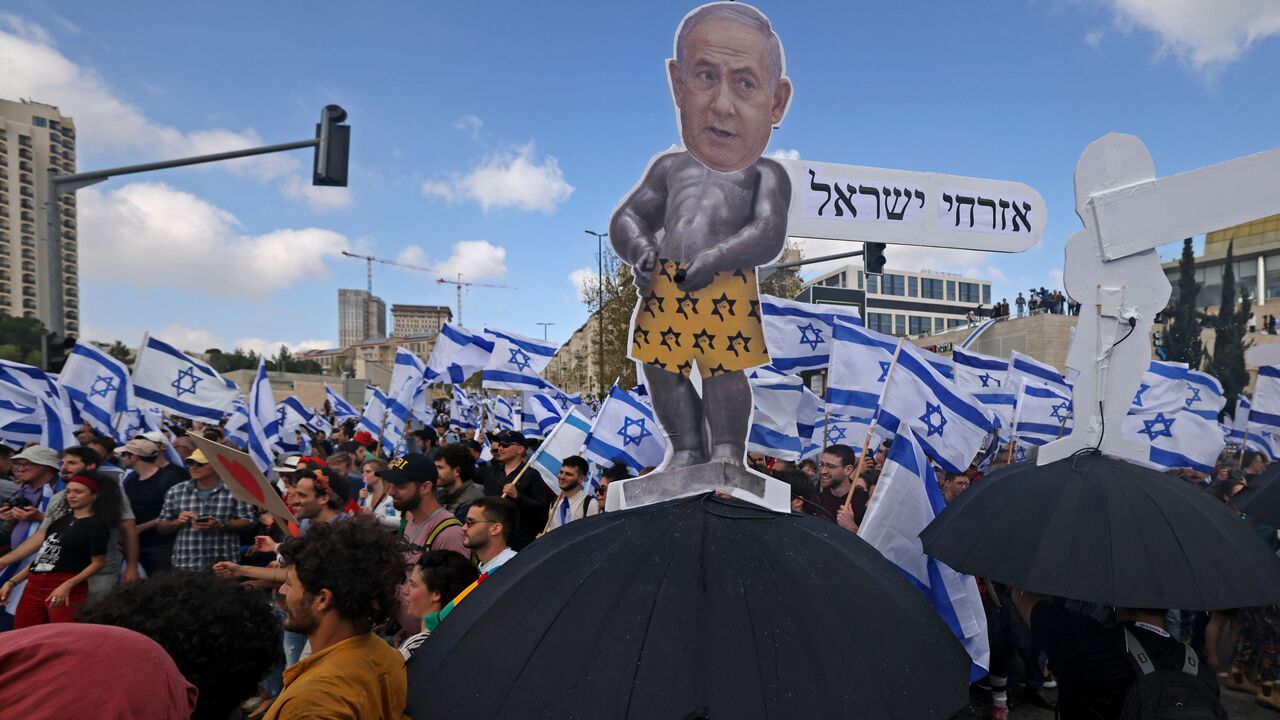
[611,2,792,469]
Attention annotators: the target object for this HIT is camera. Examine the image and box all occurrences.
[2,497,33,510]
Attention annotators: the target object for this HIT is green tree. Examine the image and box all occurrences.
[105,340,135,367]
[758,242,805,300]
[0,314,46,365]
[1206,241,1252,417]
[205,347,261,373]
[1165,237,1203,370]
[580,250,638,394]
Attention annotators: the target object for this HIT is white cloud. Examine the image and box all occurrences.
[78,322,335,355]
[790,236,998,283]
[1084,29,1105,49]
[454,114,483,141]
[0,19,340,205]
[79,182,350,299]
[421,143,574,213]
[233,337,334,356]
[569,267,598,298]
[393,240,509,281]
[768,148,801,160]
[1101,0,1280,72]
[282,176,355,212]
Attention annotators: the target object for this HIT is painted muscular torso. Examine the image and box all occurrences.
[660,154,761,261]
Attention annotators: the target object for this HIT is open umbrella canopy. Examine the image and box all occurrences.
[1231,463,1280,527]
[407,493,970,720]
[921,451,1280,611]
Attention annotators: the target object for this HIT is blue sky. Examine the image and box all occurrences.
[2,1,1278,354]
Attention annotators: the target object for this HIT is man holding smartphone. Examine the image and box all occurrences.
[155,449,257,572]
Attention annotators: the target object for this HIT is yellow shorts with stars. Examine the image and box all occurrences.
[630,259,770,378]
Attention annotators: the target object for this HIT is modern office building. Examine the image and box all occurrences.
[337,288,387,346]
[391,303,452,338]
[1163,213,1280,311]
[0,99,78,335]
[799,263,994,337]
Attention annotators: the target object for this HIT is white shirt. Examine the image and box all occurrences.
[360,492,400,529]
[479,546,517,574]
[543,491,599,532]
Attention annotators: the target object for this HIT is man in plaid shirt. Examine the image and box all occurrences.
[156,448,257,571]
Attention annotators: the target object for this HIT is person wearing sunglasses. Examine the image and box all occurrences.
[154,449,257,572]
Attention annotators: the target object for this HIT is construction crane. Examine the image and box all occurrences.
[339,250,513,325]
[436,273,514,326]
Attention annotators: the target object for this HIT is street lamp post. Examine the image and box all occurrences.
[536,322,555,341]
[584,229,608,397]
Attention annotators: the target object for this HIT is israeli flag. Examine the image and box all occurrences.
[450,389,479,431]
[359,386,391,444]
[746,367,805,461]
[876,342,995,474]
[797,383,824,457]
[425,323,494,385]
[760,294,863,373]
[481,328,556,392]
[1185,371,1225,421]
[223,398,250,450]
[132,335,238,423]
[0,360,76,450]
[488,396,517,432]
[814,414,877,453]
[521,398,541,438]
[1123,411,1224,474]
[1229,395,1252,444]
[1012,383,1073,447]
[858,431,989,681]
[952,348,1008,392]
[1246,431,1280,460]
[583,385,668,473]
[529,408,594,493]
[325,384,360,421]
[826,318,897,420]
[1250,366,1280,435]
[1129,361,1189,416]
[525,392,567,438]
[58,342,133,438]
[246,361,280,473]
[384,349,427,451]
[1008,350,1070,396]
[0,382,40,446]
[276,396,315,454]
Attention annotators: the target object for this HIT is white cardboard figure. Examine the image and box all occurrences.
[1040,134,1280,465]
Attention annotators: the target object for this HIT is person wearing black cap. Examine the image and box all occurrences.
[380,453,469,634]
[479,430,552,551]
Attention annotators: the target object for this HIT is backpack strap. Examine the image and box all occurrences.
[1181,644,1200,677]
[426,516,463,550]
[1123,628,1157,676]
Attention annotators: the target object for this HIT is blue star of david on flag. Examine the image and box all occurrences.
[508,347,532,372]
[1139,411,1175,440]
[797,322,824,352]
[826,424,848,445]
[171,365,203,397]
[1185,386,1202,408]
[551,390,570,411]
[617,416,653,447]
[1133,382,1151,407]
[89,375,117,399]
[978,372,1000,388]
[1050,401,1071,422]
[878,361,892,383]
[919,402,948,437]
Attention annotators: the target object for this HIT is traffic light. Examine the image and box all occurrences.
[313,105,350,187]
[864,242,887,275]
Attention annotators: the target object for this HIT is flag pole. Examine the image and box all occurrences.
[1240,427,1250,464]
[1005,437,1017,465]
[845,339,905,511]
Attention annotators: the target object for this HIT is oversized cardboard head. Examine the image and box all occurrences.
[668,3,792,173]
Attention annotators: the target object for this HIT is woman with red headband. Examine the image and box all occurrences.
[0,470,124,627]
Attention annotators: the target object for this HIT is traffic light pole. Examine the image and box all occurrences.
[41,106,348,340]
[767,248,863,271]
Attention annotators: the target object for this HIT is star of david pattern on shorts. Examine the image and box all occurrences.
[630,259,770,378]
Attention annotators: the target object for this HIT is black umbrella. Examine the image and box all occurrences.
[1231,463,1280,526]
[407,493,971,720]
[920,452,1280,611]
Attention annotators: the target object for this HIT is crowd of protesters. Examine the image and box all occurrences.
[0,407,1275,719]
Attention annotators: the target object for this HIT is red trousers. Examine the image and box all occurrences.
[14,571,87,628]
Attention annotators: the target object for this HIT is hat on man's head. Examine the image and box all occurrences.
[186,448,209,466]
[119,438,163,460]
[493,430,527,447]
[12,446,59,469]
[353,431,375,448]
[377,453,438,486]
[135,430,169,447]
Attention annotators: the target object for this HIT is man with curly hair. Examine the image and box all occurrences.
[265,516,407,720]
[77,570,282,720]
